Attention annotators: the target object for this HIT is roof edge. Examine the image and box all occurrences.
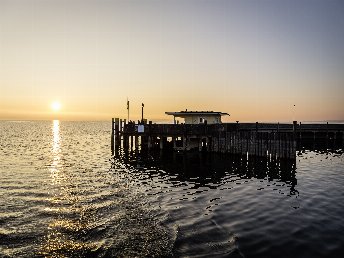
[165,111,230,116]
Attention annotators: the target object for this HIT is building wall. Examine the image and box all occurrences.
[183,115,221,124]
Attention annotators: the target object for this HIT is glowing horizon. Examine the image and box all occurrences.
[1,0,343,122]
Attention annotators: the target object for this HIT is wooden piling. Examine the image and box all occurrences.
[160,137,164,150]
[111,118,114,154]
[115,118,120,148]
[135,135,139,150]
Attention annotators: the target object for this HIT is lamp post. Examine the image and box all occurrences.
[293,104,296,122]
[141,103,144,123]
[127,98,129,122]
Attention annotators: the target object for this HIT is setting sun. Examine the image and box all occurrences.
[51,101,61,111]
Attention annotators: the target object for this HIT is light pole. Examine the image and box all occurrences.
[141,103,144,123]
[293,104,296,122]
[127,98,129,122]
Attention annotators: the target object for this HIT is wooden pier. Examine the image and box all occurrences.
[111,119,344,159]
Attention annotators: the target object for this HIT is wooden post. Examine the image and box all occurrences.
[183,136,187,151]
[111,118,114,154]
[160,137,164,150]
[334,132,337,146]
[293,121,297,137]
[326,122,329,148]
[130,135,133,150]
[125,135,129,149]
[266,132,269,157]
[148,136,152,149]
[115,118,120,148]
[134,135,138,150]
[255,122,258,156]
[299,122,302,147]
[260,132,263,157]
[292,121,297,156]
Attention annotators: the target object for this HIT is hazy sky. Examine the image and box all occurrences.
[1,0,343,122]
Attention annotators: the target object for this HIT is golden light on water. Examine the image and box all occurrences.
[50,120,61,184]
[52,120,60,150]
[42,120,94,257]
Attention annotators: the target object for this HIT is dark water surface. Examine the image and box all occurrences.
[0,121,343,257]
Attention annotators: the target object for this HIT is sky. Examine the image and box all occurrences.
[0,0,343,122]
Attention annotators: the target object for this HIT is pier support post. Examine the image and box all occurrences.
[173,137,176,150]
[206,137,210,152]
[135,135,138,150]
[130,135,133,150]
[183,136,187,151]
[160,137,164,150]
[115,118,120,148]
[148,136,152,149]
[293,121,297,135]
[299,122,302,147]
[326,122,329,148]
[111,118,114,154]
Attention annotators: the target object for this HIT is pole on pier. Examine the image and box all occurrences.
[127,99,130,122]
[141,103,144,123]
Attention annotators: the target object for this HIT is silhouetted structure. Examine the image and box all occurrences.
[165,110,229,124]
[111,114,344,159]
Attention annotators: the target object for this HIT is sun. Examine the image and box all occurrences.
[51,101,61,111]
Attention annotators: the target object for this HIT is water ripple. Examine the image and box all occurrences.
[1,122,344,257]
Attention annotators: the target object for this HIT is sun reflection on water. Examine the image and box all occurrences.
[52,120,60,153]
[40,120,96,257]
[50,120,61,184]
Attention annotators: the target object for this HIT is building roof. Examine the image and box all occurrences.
[165,111,230,117]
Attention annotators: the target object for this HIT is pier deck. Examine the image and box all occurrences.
[111,119,344,159]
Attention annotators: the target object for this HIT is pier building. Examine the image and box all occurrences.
[165,111,229,125]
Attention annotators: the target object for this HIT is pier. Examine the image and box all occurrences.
[111,119,344,159]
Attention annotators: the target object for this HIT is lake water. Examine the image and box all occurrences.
[0,121,343,257]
